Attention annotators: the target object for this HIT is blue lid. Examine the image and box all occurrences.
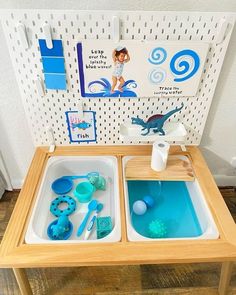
[51,178,73,194]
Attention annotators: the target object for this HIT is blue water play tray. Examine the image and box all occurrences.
[124,178,220,241]
[128,181,202,239]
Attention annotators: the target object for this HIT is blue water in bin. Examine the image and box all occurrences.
[127,181,203,238]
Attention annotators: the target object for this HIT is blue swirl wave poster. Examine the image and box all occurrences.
[77,41,209,97]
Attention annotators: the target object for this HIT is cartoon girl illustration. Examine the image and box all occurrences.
[111,46,130,93]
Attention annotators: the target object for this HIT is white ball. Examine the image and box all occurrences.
[133,200,147,215]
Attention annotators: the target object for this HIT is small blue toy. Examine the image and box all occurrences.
[132,195,155,215]
[47,215,73,240]
[50,195,76,217]
[148,219,167,238]
[96,216,113,239]
[143,195,155,208]
[131,103,184,135]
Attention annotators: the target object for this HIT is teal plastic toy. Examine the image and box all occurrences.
[47,215,73,240]
[74,182,95,203]
[96,216,113,239]
[148,219,167,238]
[89,174,106,191]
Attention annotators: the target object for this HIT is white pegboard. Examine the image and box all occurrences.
[0,10,235,146]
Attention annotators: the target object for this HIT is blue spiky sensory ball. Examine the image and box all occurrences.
[148,219,167,238]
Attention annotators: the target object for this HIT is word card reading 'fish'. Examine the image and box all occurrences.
[65,111,97,143]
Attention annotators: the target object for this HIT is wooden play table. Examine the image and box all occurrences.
[0,145,236,294]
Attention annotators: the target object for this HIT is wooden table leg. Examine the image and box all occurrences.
[218,262,234,295]
[13,268,33,295]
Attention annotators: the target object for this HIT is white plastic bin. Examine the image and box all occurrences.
[25,156,121,244]
[123,156,219,242]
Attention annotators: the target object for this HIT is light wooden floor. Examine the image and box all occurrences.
[1,188,236,295]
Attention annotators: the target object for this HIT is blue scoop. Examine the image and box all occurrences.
[77,200,98,237]
[51,172,99,195]
[62,172,99,180]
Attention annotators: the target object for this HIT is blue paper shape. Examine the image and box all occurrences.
[42,57,65,73]
[39,39,64,57]
[45,74,66,90]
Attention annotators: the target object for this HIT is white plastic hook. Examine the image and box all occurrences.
[112,16,120,43]
[181,145,187,152]
[17,22,29,49]
[35,76,45,97]
[216,18,228,44]
[78,100,85,120]
[46,126,55,153]
[43,22,53,49]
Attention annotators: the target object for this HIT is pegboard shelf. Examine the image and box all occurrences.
[120,122,187,143]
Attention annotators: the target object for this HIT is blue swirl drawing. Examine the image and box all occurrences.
[87,78,137,97]
[149,68,166,84]
[148,47,167,65]
[170,49,200,82]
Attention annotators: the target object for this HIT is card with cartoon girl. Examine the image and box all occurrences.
[111,46,130,93]
[77,40,209,98]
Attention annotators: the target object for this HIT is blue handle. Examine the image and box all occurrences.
[63,175,85,180]
[87,215,96,231]
[62,172,99,181]
[77,211,91,237]
[70,175,85,180]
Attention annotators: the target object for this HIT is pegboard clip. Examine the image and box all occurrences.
[17,22,29,49]
[216,18,228,44]
[112,16,120,43]
[35,76,45,97]
[78,100,86,120]
[46,127,55,153]
[43,22,53,49]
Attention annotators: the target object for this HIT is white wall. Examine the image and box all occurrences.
[0,23,34,188]
[0,0,235,188]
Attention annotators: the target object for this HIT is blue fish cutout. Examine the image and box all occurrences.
[72,121,91,130]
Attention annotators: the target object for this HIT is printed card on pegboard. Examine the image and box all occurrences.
[77,40,209,98]
[65,111,97,143]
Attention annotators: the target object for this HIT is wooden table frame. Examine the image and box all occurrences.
[0,145,236,294]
